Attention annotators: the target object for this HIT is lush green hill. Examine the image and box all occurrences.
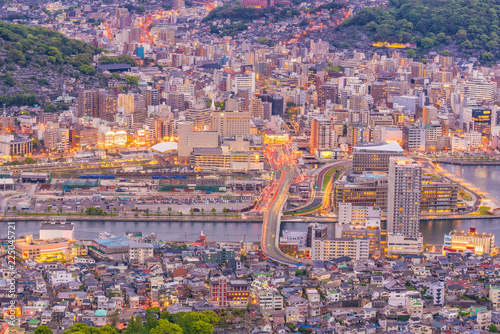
[0,21,101,72]
[342,0,500,58]
[0,21,103,106]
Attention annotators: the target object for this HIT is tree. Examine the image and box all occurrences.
[78,64,96,75]
[200,311,219,324]
[201,208,204,216]
[257,37,268,44]
[420,37,434,48]
[178,312,213,334]
[150,320,183,334]
[12,205,16,212]
[191,321,213,334]
[24,157,35,164]
[482,51,494,61]
[145,312,159,331]
[440,49,451,56]
[490,324,499,333]
[147,307,161,314]
[190,207,194,216]
[34,325,53,334]
[406,49,416,58]
[125,75,139,86]
[44,104,57,113]
[212,208,216,215]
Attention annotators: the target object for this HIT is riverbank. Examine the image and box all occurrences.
[434,159,500,165]
[2,213,495,222]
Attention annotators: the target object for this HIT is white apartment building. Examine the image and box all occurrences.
[129,242,154,264]
[258,292,284,310]
[311,238,369,260]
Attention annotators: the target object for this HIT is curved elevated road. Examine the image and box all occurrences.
[261,147,299,264]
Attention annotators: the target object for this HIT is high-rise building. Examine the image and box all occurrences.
[99,94,118,122]
[77,90,100,117]
[249,97,264,119]
[156,28,175,44]
[117,94,135,114]
[145,89,160,108]
[311,238,369,260]
[233,73,256,94]
[146,118,163,142]
[271,95,284,117]
[310,117,333,153]
[402,126,426,152]
[352,142,404,172]
[168,92,185,112]
[211,111,251,137]
[318,82,338,108]
[387,157,422,239]
[459,71,495,102]
[306,223,327,248]
[471,107,492,138]
[177,122,219,156]
[209,276,249,309]
[44,129,58,151]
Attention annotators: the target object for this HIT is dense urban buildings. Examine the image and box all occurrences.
[2,0,500,332]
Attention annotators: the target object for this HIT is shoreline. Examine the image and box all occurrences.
[2,214,496,222]
[435,160,500,166]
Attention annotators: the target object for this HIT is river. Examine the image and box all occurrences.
[8,164,500,245]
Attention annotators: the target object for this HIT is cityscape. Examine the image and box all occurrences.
[2,0,500,332]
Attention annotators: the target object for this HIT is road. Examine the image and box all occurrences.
[261,146,299,264]
[284,160,351,215]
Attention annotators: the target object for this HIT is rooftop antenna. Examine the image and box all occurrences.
[62,81,67,98]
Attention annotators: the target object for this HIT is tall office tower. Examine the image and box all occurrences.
[130,26,141,43]
[387,157,422,239]
[410,62,423,78]
[145,89,160,108]
[77,90,100,117]
[423,106,438,125]
[249,97,264,119]
[146,118,163,142]
[98,94,118,122]
[157,28,175,45]
[233,73,256,94]
[308,66,319,86]
[117,94,135,114]
[460,71,496,102]
[306,223,327,248]
[271,96,284,117]
[168,92,185,112]
[44,128,58,151]
[471,106,492,138]
[402,126,426,152]
[318,82,338,108]
[211,111,251,137]
[310,117,333,152]
[237,89,251,111]
[177,121,219,157]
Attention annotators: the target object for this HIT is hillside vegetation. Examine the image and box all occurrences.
[0,21,101,72]
[0,20,104,105]
[342,0,500,57]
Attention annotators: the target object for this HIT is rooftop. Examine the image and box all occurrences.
[353,141,403,153]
